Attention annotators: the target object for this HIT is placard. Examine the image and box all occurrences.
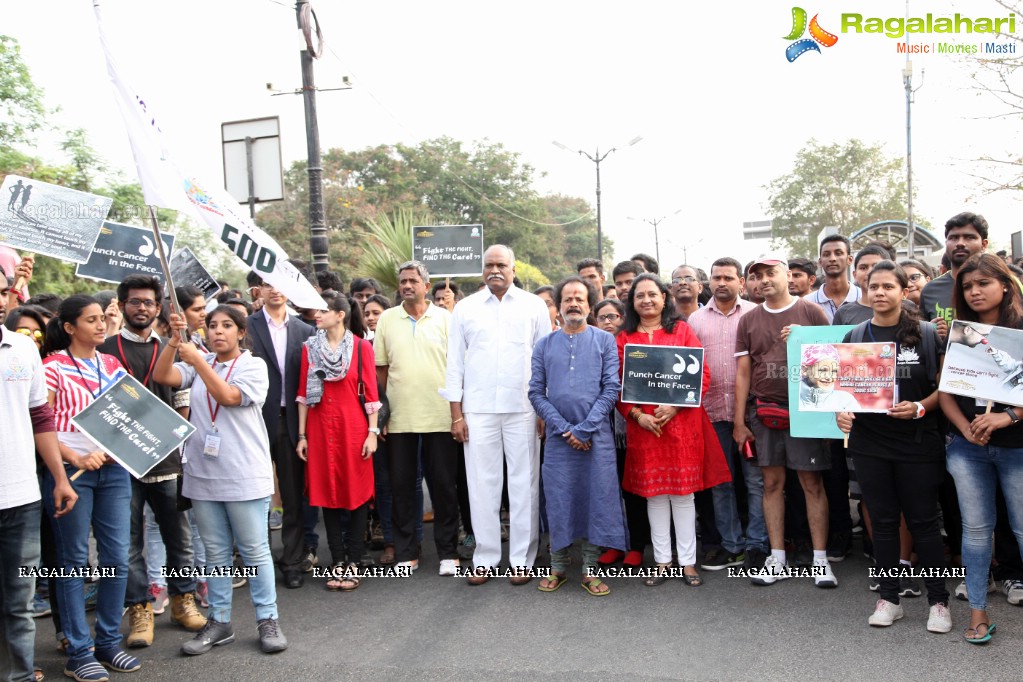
[170,247,220,301]
[75,221,174,283]
[70,374,196,479]
[412,224,483,278]
[621,344,703,408]
[797,342,896,413]
[0,175,112,263]
[787,325,854,438]
[940,320,1023,408]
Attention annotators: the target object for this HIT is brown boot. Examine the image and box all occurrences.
[126,602,154,648]
[170,593,207,632]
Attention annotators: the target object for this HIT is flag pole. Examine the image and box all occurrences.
[148,206,187,343]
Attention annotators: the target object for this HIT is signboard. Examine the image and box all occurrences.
[620,344,703,408]
[797,342,896,413]
[221,117,284,204]
[0,175,112,263]
[70,374,196,479]
[787,325,854,438]
[412,224,484,278]
[170,247,220,301]
[75,221,174,284]
[939,320,1023,408]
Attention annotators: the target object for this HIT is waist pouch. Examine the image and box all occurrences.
[755,399,790,430]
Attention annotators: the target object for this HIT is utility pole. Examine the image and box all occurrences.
[627,210,681,268]
[297,0,328,271]
[902,3,924,258]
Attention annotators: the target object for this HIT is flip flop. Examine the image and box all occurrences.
[538,573,568,592]
[580,577,610,597]
[964,622,995,644]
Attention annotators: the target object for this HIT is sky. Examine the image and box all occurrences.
[6,0,1023,275]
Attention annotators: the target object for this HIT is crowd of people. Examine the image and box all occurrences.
[4,209,1023,682]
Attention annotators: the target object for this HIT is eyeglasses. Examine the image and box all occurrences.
[16,328,44,343]
[597,313,621,322]
[671,277,698,284]
[907,273,927,282]
[125,298,158,309]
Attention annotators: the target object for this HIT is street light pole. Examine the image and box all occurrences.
[554,136,642,262]
[627,209,682,269]
[902,7,924,258]
[297,0,328,271]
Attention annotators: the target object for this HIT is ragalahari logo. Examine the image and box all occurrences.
[784,7,839,61]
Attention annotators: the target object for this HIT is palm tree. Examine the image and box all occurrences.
[361,208,429,292]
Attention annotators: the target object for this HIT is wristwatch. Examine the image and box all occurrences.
[913,402,925,420]
[368,427,381,435]
[1007,407,1020,424]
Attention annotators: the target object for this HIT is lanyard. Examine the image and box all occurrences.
[206,353,241,430]
[116,335,159,387]
[68,353,104,399]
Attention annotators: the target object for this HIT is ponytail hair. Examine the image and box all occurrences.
[42,294,100,356]
[321,290,366,338]
[867,261,921,348]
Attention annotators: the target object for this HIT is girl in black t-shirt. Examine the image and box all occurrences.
[939,253,1023,643]
[837,261,950,632]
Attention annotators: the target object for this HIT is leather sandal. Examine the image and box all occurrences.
[644,563,672,587]
[683,566,703,586]
[378,544,396,565]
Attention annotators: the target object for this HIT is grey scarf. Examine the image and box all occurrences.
[304,329,354,407]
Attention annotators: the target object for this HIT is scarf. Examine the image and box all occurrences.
[304,328,355,407]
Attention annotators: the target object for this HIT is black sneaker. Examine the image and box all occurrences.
[743,548,767,571]
[257,618,288,653]
[793,540,812,568]
[898,576,922,597]
[181,618,234,656]
[700,549,745,571]
[300,547,318,573]
[826,532,851,562]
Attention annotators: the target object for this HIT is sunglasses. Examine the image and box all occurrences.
[16,328,44,343]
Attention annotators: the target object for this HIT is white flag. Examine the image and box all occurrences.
[93,2,326,311]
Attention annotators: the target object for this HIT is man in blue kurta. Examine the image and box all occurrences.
[528,276,626,595]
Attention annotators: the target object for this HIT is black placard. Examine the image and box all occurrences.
[620,344,704,408]
[75,221,174,284]
[412,224,483,278]
[170,247,220,300]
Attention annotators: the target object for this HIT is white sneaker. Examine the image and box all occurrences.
[1003,579,1023,606]
[868,599,904,627]
[926,603,952,633]
[813,560,838,588]
[954,580,968,601]
[750,555,790,586]
[955,575,998,602]
[438,559,459,576]
[395,560,419,574]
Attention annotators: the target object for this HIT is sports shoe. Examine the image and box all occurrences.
[459,534,476,560]
[955,574,997,601]
[196,581,209,608]
[181,617,234,655]
[257,617,288,653]
[869,576,880,592]
[814,560,838,588]
[125,602,154,648]
[268,507,283,531]
[743,548,767,571]
[148,582,169,615]
[899,576,922,597]
[1002,579,1023,606]
[826,532,852,562]
[94,646,141,673]
[64,655,110,682]
[300,546,319,573]
[83,582,98,611]
[232,574,247,589]
[396,559,419,574]
[170,592,207,631]
[868,599,904,627]
[700,548,745,571]
[32,591,51,618]
[439,558,460,576]
[927,602,953,633]
[750,555,790,586]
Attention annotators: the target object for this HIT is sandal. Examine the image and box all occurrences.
[538,573,568,592]
[683,567,703,587]
[325,563,347,592]
[644,563,672,587]
[34,667,44,682]
[964,622,996,644]
[340,565,362,592]
[580,577,610,596]
[378,544,396,565]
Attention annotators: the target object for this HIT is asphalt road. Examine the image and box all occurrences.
[32,525,1023,682]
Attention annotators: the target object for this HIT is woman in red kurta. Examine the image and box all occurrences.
[616,274,730,587]
[297,292,380,591]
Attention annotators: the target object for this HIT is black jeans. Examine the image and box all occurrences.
[823,440,853,535]
[616,447,650,552]
[323,504,369,566]
[271,411,307,571]
[852,452,949,606]
[388,433,460,562]
[126,477,195,603]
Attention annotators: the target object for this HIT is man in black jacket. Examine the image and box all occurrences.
[246,272,315,588]
[101,275,206,648]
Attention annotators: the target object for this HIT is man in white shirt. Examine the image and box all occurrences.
[441,245,552,585]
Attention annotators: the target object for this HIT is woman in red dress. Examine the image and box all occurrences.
[617,274,731,587]
[296,291,380,591]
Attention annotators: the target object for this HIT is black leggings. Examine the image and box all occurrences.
[323,503,369,566]
[852,452,949,606]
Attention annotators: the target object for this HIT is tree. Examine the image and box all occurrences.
[764,139,909,258]
[0,35,46,148]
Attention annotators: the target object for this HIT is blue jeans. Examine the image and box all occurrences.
[191,497,277,623]
[712,422,768,553]
[947,436,1023,610]
[144,507,206,586]
[0,500,41,682]
[43,465,131,659]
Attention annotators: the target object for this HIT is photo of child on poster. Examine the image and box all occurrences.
[799,343,896,413]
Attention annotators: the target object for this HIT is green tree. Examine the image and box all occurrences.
[764,139,909,258]
[0,35,46,148]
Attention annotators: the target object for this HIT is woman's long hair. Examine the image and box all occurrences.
[867,261,922,347]
[321,290,366,338]
[42,295,99,356]
[953,253,1023,328]
[622,273,680,334]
